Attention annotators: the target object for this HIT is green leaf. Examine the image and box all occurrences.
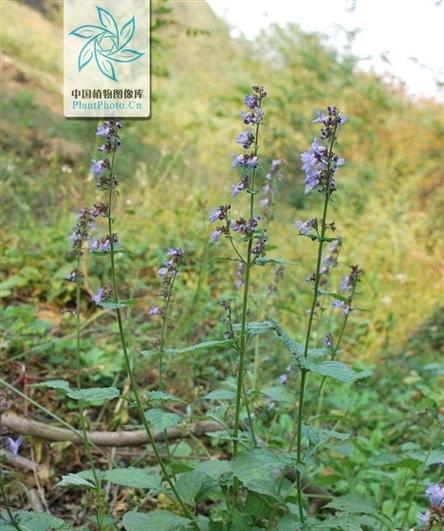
[255,257,298,266]
[325,493,377,514]
[311,513,377,530]
[232,321,275,338]
[57,473,95,489]
[232,449,283,499]
[33,380,71,392]
[318,289,348,302]
[104,468,161,490]
[204,389,236,400]
[261,386,293,403]
[176,470,207,505]
[193,460,231,479]
[145,390,186,403]
[301,360,357,383]
[407,449,444,466]
[100,299,136,310]
[144,408,181,431]
[302,424,350,445]
[67,387,120,402]
[2,510,72,530]
[276,515,301,531]
[122,510,190,531]
[269,320,303,355]
[141,339,233,358]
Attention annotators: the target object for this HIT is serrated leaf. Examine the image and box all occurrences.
[232,449,283,499]
[34,379,71,392]
[193,460,231,479]
[302,424,350,445]
[301,360,357,383]
[3,510,71,530]
[104,468,161,490]
[407,449,444,466]
[204,389,236,400]
[325,493,377,514]
[67,386,119,402]
[144,409,181,431]
[57,473,95,489]
[122,510,190,531]
[311,513,377,530]
[176,470,207,505]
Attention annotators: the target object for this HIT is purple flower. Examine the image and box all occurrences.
[149,306,162,316]
[6,436,23,456]
[312,111,327,124]
[232,177,248,197]
[158,267,169,276]
[244,95,258,109]
[89,234,119,253]
[295,219,316,236]
[241,107,264,125]
[210,229,222,244]
[90,159,107,177]
[279,374,288,385]
[209,204,230,223]
[426,484,444,507]
[96,122,112,137]
[91,287,110,305]
[332,299,351,315]
[323,332,334,349]
[417,510,431,527]
[236,130,255,149]
[66,270,80,282]
[233,154,258,169]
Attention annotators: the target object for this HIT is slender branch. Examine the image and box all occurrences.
[104,133,197,525]
[294,125,338,525]
[1,414,221,446]
[232,112,262,459]
[75,256,105,529]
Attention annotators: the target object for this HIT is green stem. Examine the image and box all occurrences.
[315,283,355,418]
[159,274,176,391]
[105,137,196,525]
[75,257,105,530]
[232,115,261,458]
[295,127,338,525]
